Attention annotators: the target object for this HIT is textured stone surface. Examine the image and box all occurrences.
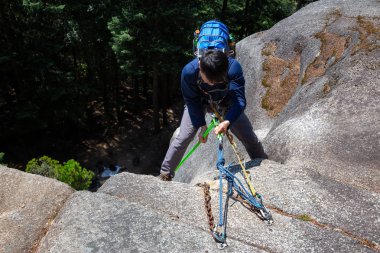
[36,190,264,253]
[192,160,380,246]
[99,172,209,231]
[0,165,74,253]
[2,1,380,252]
[2,169,378,253]
[236,0,380,192]
[98,172,377,253]
[29,171,379,252]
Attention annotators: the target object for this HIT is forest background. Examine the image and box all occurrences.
[0,0,315,174]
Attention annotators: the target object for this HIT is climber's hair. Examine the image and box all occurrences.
[199,50,228,83]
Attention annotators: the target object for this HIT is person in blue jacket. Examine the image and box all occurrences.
[159,50,267,181]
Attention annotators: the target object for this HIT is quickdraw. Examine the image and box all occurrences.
[198,108,273,249]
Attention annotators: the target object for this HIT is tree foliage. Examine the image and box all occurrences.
[56,159,94,190]
[25,155,94,190]
[25,155,61,178]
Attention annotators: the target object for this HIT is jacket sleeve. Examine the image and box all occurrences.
[181,65,206,128]
[224,60,246,125]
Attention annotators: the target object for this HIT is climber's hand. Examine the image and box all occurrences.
[198,125,208,143]
[214,120,230,135]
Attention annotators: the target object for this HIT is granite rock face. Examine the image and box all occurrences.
[237,0,380,192]
[1,0,380,252]
[0,166,74,253]
[1,167,378,252]
[37,172,380,252]
[37,185,262,253]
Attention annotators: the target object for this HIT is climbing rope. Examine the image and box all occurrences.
[197,112,273,249]
[209,102,258,197]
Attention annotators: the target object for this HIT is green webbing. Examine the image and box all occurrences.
[175,118,218,172]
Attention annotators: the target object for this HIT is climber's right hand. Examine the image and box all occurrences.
[198,125,208,143]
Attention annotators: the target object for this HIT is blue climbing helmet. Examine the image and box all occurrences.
[194,20,231,58]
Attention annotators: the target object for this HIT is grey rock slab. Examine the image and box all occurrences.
[256,160,380,245]
[237,32,275,131]
[173,0,380,249]
[99,172,210,231]
[193,159,380,247]
[37,191,263,253]
[207,191,378,253]
[0,166,74,253]
[100,172,377,252]
[238,0,380,133]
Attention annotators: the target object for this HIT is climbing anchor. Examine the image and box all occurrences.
[198,113,273,249]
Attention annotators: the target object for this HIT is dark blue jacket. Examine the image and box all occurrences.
[181,57,246,128]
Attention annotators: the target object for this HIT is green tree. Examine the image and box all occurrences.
[0,0,86,138]
[0,0,120,140]
[108,0,199,132]
[25,156,94,190]
[56,159,94,190]
[25,156,61,178]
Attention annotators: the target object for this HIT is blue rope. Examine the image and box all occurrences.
[217,140,225,227]
[216,138,264,211]
[212,117,270,245]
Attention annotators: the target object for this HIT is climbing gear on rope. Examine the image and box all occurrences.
[215,135,273,224]
[174,118,219,173]
[210,103,273,223]
[197,111,273,249]
[213,136,229,249]
[209,102,258,198]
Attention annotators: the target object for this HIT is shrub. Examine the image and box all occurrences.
[55,159,94,190]
[25,155,60,178]
[0,152,5,164]
[25,156,94,190]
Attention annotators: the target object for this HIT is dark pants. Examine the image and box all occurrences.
[160,106,267,176]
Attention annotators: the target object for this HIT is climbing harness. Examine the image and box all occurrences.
[197,107,273,249]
